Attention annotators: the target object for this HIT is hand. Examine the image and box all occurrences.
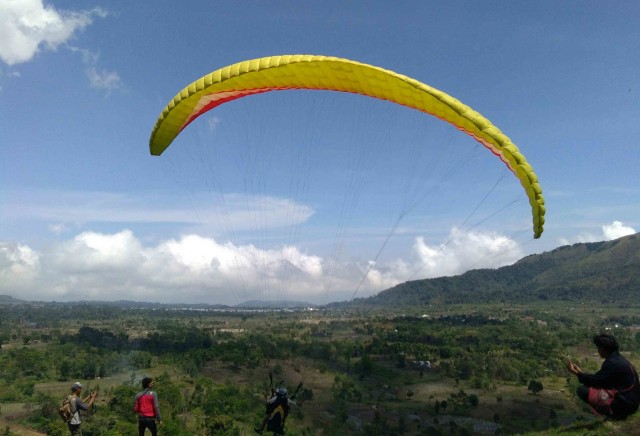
[567,359,581,375]
[91,391,98,398]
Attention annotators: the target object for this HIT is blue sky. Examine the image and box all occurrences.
[1,0,638,305]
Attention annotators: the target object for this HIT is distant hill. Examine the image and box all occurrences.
[351,233,640,307]
[89,300,231,310]
[0,297,232,310]
[0,295,313,310]
[0,294,23,304]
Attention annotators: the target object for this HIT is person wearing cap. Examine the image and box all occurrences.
[134,377,162,435]
[567,333,640,419]
[67,382,97,435]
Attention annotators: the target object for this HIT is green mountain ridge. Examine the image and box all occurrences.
[354,232,640,307]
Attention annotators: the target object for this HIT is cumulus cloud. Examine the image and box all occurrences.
[0,227,523,305]
[560,220,636,245]
[413,227,522,277]
[602,221,635,240]
[0,0,107,65]
[360,227,523,295]
[0,241,40,291]
[0,230,334,304]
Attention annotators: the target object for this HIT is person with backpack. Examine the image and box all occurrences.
[66,382,97,435]
[567,333,640,419]
[134,376,162,436]
[254,387,295,435]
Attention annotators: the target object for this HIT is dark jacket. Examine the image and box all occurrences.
[578,351,640,418]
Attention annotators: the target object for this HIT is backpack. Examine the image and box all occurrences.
[59,396,73,422]
[266,394,289,435]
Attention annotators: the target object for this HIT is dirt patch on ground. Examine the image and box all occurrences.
[0,405,45,436]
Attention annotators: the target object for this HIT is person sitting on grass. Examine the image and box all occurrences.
[567,333,640,419]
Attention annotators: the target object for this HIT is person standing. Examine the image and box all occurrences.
[67,382,97,435]
[134,377,162,435]
[254,387,295,434]
[567,333,640,419]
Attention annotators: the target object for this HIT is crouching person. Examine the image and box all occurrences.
[567,334,640,419]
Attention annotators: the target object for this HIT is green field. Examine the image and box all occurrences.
[1,302,639,435]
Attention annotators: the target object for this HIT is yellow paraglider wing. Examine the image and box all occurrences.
[149,55,545,238]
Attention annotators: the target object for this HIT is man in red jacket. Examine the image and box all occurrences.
[134,377,162,435]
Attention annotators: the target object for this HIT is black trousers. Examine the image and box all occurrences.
[577,385,590,403]
[138,417,158,436]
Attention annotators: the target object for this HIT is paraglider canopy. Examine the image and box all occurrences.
[149,54,544,238]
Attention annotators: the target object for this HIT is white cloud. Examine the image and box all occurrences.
[48,222,70,235]
[54,230,144,272]
[0,241,40,291]
[357,227,522,295]
[86,65,122,91]
[0,230,338,304]
[602,221,635,240]
[0,0,107,65]
[70,47,122,92]
[561,220,636,245]
[1,188,315,233]
[411,227,522,277]
[0,227,524,305]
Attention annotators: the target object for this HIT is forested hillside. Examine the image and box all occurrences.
[355,233,640,307]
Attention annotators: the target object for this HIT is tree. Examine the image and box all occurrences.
[396,353,406,368]
[128,351,152,369]
[354,353,373,376]
[58,360,71,381]
[528,380,543,395]
[82,358,97,379]
[469,394,479,407]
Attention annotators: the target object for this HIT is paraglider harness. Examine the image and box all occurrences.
[262,373,302,434]
[265,390,290,434]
